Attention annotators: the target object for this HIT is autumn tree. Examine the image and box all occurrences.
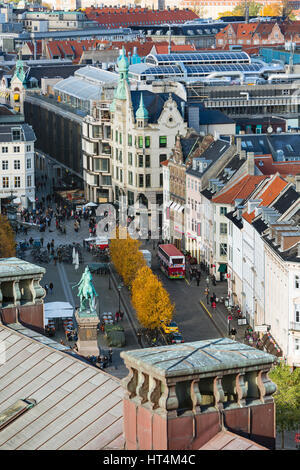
[261,3,282,16]
[232,1,263,16]
[132,266,174,330]
[269,362,300,449]
[0,215,16,258]
[109,226,146,288]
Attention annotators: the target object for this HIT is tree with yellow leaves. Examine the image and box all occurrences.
[0,215,16,258]
[261,3,282,16]
[132,266,174,330]
[109,226,146,287]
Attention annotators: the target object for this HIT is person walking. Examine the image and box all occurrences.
[230,327,237,341]
[119,310,124,321]
[40,237,44,247]
[49,282,53,295]
[44,284,49,295]
[205,287,210,305]
[108,348,113,364]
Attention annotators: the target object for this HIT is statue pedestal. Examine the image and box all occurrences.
[75,308,99,357]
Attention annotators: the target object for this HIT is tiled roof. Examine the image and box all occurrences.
[242,175,288,223]
[212,175,267,205]
[85,7,198,28]
[0,324,124,450]
[154,43,196,54]
[26,40,42,55]
[255,155,300,176]
[200,430,267,450]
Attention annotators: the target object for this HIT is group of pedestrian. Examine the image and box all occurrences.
[114,311,124,322]
[44,282,54,295]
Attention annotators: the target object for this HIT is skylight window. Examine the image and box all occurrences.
[0,399,36,431]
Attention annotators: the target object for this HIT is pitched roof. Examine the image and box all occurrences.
[255,155,300,176]
[0,324,124,450]
[212,175,267,205]
[85,7,198,28]
[242,175,288,223]
[199,109,235,125]
[154,43,196,54]
[200,430,267,450]
[130,90,184,124]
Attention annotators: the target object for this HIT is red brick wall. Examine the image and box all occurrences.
[19,304,44,332]
[124,398,275,450]
[0,306,18,324]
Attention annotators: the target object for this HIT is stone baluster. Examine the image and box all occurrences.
[257,369,277,404]
[13,281,21,306]
[213,376,225,411]
[235,373,247,407]
[190,379,202,414]
[159,380,178,417]
[136,371,149,405]
[122,365,138,400]
[148,375,161,410]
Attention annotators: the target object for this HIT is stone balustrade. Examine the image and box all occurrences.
[121,338,277,417]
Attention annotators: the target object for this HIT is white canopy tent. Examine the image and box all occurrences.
[44,302,74,325]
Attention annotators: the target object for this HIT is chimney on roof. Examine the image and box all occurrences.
[247,151,255,175]
[295,175,300,193]
[121,339,277,450]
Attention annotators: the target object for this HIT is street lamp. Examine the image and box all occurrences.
[117,283,123,313]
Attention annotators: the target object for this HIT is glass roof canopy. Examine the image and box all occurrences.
[145,51,251,66]
[140,62,262,79]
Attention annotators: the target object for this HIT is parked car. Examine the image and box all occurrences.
[170,333,184,344]
[161,321,179,334]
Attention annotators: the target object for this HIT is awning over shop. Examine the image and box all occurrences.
[261,333,283,357]
[218,263,227,273]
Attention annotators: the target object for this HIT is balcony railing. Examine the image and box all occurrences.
[290,322,300,332]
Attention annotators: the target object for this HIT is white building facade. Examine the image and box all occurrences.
[0,123,36,209]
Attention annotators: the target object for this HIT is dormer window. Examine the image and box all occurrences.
[12,128,21,141]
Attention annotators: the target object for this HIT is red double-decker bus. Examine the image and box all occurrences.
[158,244,185,279]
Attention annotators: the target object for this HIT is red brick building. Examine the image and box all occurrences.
[216,22,286,49]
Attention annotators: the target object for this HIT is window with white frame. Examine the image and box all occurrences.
[14,160,20,170]
[2,160,8,170]
[295,338,300,352]
[2,146,8,153]
[220,223,227,234]
[26,158,31,169]
[14,176,20,188]
[27,175,32,187]
[295,308,300,323]
[26,145,31,152]
[14,146,20,153]
[295,275,300,289]
[2,176,9,188]
[220,243,227,256]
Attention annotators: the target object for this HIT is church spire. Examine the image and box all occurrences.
[135,93,149,121]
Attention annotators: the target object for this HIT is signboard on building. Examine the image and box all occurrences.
[255,325,270,333]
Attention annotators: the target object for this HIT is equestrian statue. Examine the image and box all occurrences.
[72,266,98,312]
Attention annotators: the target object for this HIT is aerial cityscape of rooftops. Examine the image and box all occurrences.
[0,0,300,454]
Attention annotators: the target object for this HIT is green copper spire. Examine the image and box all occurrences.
[13,59,26,85]
[135,93,149,120]
[114,47,129,101]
